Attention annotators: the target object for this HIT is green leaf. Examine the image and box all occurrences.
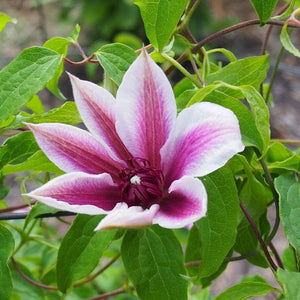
[134,0,189,51]
[0,12,17,32]
[24,95,44,114]
[272,0,296,20]
[264,142,300,173]
[57,214,116,293]
[121,226,188,300]
[196,166,239,279]
[44,37,71,99]
[96,43,137,85]
[2,150,62,175]
[215,281,277,300]
[250,0,278,25]
[280,23,300,58]
[206,55,270,89]
[68,24,81,43]
[0,131,39,169]
[275,174,300,268]
[24,202,61,229]
[0,47,62,123]
[0,225,14,300]
[277,268,300,298]
[29,101,81,125]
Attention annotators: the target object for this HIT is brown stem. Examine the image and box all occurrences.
[269,241,284,269]
[11,257,58,290]
[75,253,121,287]
[63,53,97,66]
[0,202,35,213]
[166,19,300,75]
[88,287,128,300]
[239,201,278,271]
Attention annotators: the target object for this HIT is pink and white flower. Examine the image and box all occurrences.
[25,50,244,230]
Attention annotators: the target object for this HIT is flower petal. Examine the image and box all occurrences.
[161,102,244,186]
[27,123,124,181]
[153,176,207,228]
[94,203,160,230]
[115,50,176,168]
[68,74,132,161]
[25,172,121,214]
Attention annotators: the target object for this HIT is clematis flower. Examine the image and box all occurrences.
[25,50,244,230]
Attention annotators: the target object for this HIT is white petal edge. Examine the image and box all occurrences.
[94,203,160,230]
[153,176,207,229]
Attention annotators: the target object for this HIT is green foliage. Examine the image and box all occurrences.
[56,215,116,293]
[275,174,300,268]
[0,225,14,300]
[189,167,239,281]
[250,0,279,24]
[134,0,189,51]
[277,268,300,298]
[280,23,300,58]
[96,43,138,85]
[121,226,188,300]
[0,12,17,32]
[0,47,62,123]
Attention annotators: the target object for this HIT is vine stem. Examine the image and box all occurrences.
[166,19,300,75]
[160,53,202,88]
[239,200,278,271]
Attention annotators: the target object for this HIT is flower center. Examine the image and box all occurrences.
[119,158,164,208]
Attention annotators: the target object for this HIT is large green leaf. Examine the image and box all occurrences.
[121,226,188,300]
[57,214,116,293]
[250,0,278,25]
[206,55,269,89]
[0,225,14,300]
[0,47,62,123]
[275,174,300,268]
[277,268,300,298]
[195,166,239,279]
[96,43,137,85]
[215,281,277,300]
[0,131,39,169]
[134,0,189,51]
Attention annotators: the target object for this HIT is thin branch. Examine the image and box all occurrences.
[11,257,58,290]
[239,200,278,271]
[0,211,76,221]
[88,287,127,300]
[63,53,97,66]
[166,19,300,75]
[269,241,284,269]
[75,253,121,287]
[0,202,35,213]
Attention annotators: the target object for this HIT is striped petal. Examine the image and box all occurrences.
[94,203,160,230]
[161,102,244,186]
[115,50,176,169]
[27,123,124,181]
[153,176,207,228]
[25,172,121,214]
[69,74,132,161]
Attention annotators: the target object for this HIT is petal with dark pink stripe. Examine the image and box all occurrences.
[161,102,244,186]
[25,172,121,214]
[153,176,207,228]
[69,74,132,161]
[115,50,176,168]
[27,123,124,181]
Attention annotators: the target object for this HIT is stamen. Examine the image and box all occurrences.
[130,175,141,185]
[119,157,164,208]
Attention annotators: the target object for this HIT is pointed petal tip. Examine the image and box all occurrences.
[94,203,160,230]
